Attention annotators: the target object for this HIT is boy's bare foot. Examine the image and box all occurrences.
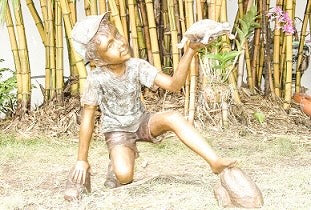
[211,158,236,174]
[104,162,121,189]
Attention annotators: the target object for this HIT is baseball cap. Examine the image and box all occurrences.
[71,12,109,60]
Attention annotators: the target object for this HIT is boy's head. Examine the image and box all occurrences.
[72,13,131,67]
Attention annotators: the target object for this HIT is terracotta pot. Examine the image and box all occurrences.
[300,98,311,117]
[293,93,311,104]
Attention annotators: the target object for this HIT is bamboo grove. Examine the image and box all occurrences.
[1,0,310,121]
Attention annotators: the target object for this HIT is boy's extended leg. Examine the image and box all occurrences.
[149,111,235,174]
[109,145,135,185]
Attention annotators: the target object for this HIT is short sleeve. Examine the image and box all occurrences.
[80,71,102,106]
[137,59,159,88]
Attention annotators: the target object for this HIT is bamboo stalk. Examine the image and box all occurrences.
[68,0,77,23]
[55,0,64,103]
[119,0,128,42]
[135,4,146,58]
[26,0,46,45]
[64,24,79,95]
[39,0,50,101]
[238,0,254,91]
[168,0,179,72]
[14,0,31,111]
[279,38,286,91]
[138,0,153,64]
[196,0,203,20]
[90,0,98,15]
[215,0,222,21]
[66,0,78,95]
[262,0,275,97]
[108,0,125,36]
[221,0,241,104]
[128,0,139,57]
[173,0,182,41]
[209,0,216,20]
[84,0,91,16]
[257,42,264,87]
[273,0,283,97]
[185,0,198,124]
[47,0,56,99]
[99,0,107,14]
[178,0,186,35]
[59,0,87,93]
[163,1,171,69]
[5,2,22,102]
[145,0,162,70]
[251,0,262,90]
[283,0,293,110]
[184,0,192,117]
[295,0,311,93]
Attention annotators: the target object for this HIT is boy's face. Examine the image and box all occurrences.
[96,26,131,65]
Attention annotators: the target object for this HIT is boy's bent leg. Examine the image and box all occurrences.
[149,111,235,174]
[110,145,135,184]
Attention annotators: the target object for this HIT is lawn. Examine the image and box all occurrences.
[0,129,310,209]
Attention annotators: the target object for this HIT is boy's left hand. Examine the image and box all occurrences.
[71,160,93,184]
[188,41,205,52]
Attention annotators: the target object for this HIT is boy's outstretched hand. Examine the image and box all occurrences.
[71,160,93,184]
[188,41,205,52]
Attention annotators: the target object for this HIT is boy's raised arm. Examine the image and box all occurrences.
[154,42,203,92]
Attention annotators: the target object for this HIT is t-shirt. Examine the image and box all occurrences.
[81,58,158,133]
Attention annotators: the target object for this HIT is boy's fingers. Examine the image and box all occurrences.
[71,171,78,182]
[76,171,82,184]
[88,167,94,176]
[82,171,86,185]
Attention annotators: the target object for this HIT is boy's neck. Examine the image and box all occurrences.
[106,62,127,77]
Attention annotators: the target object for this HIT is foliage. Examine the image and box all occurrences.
[0,59,17,117]
[235,5,260,49]
[199,5,259,83]
[253,111,265,124]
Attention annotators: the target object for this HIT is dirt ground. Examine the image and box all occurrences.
[0,125,310,209]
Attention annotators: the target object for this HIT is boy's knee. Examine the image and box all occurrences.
[114,166,134,184]
[165,111,183,123]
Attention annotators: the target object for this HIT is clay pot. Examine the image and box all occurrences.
[293,93,304,103]
[300,98,311,117]
[214,167,264,208]
[293,93,311,117]
[293,93,311,104]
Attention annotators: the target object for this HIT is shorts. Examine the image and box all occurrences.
[104,112,161,158]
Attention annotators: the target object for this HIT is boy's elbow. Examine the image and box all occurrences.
[168,84,182,92]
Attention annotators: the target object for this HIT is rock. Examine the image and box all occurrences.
[213,182,234,208]
[219,167,264,208]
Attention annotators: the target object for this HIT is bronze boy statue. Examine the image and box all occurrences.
[64,13,235,201]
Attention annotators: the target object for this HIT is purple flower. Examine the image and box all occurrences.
[282,12,292,24]
[282,23,295,34]
[271,7,283,17]
[267,7,295,34]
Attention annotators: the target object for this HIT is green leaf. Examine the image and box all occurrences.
[254,112,265,124]
[240,19,249,35]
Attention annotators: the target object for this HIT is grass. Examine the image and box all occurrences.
[0,131,311,209]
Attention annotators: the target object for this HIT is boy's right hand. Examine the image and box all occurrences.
[71,160,93,184]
